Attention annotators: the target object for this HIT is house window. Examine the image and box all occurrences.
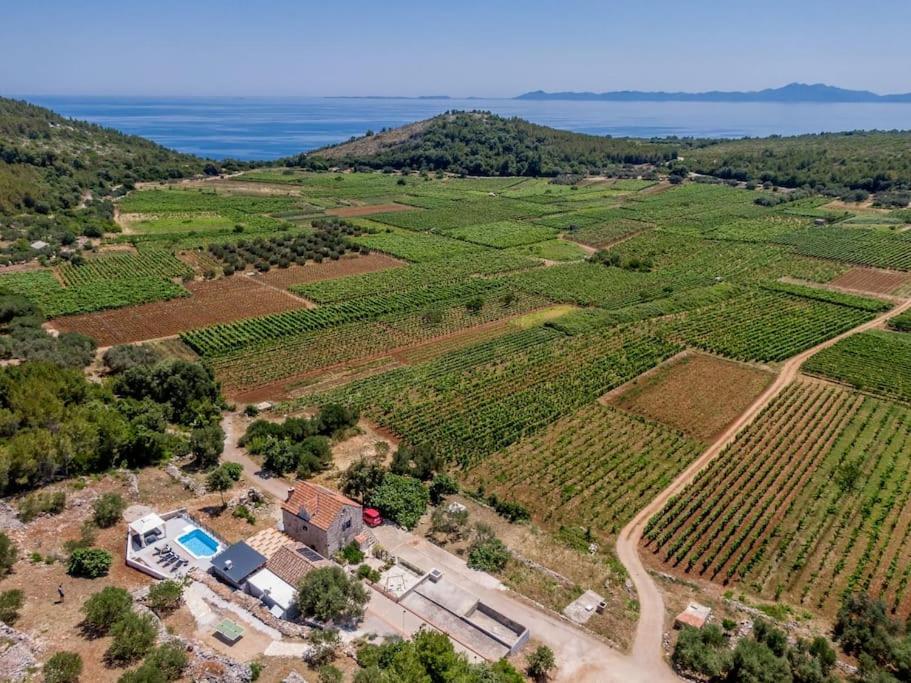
[343,519,351,531]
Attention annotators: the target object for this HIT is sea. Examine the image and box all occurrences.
[23,96,911,161]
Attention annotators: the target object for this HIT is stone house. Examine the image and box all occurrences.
[280,481,363,558]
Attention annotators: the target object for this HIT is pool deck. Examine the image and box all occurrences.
[128,514,222,580]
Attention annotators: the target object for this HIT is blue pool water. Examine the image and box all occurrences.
[177,528,220,558]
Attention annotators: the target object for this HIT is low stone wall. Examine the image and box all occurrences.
[190,569,310,639]
[0,623,42,683]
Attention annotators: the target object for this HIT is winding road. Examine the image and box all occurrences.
[616,295,911,679]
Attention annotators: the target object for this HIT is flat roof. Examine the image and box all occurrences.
[247,568,296,611]
[211,541,266,585]
[129,513,165,536]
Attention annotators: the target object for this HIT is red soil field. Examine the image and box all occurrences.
[255,252,403,288]
[50,277,310,346]
[609,352,774,442]
[326,203,415,217]
[830,267,911,295]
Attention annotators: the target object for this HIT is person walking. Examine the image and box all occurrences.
[57,584,64,603]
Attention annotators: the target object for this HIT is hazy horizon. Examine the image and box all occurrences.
[6,0,911,97]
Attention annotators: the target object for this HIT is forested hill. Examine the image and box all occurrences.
[297,111,680,176]
[298,111,911,197]
[0,97,210,214]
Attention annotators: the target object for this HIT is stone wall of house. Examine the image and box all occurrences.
[281,508,330,557]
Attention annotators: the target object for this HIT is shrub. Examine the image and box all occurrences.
[107,611,157,663]
[356,564,380,583]
[339,541,364,565]
[306,628,341,667]
[0,589,24,625]
[222,462,243,481]
[527,645,556,681]
[18,491,66,522]
[124,641,189,681]
[82,586,132,635]
[249,661,263,681]
[672,624,731,679]
[232,504,256,524]
[147,580,184,614]
[0,532,17,578]
[190,423,225,469]
[318,664,343,683]
[297,566,368,624]
[43,651,83,683]
[368,473,429,530]
[93,492,126,528]
[428,473,458,504]
[467,525,510,573]
[68,547,112,578]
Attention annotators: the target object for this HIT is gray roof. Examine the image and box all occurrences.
[211,541,266,585]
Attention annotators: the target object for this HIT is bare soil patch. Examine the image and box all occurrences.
[830,267,911,296]
[49,276,311,346]
[609,353,774,442]
[327,203,416,217]
[255,252,404,289]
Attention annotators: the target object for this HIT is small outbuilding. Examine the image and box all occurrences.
[674,602,712,630]
[30,240,49,251]
[246,568,297,619]
[211,541,267,588]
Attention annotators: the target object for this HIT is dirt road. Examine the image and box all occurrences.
[220,412,292,502]
[617,296,911,677]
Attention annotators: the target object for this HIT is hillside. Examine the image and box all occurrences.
[300,110,911,198]
[0,97,211,214]
[298,111,679,176]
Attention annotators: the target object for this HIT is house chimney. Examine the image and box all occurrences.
[225,559,233,570]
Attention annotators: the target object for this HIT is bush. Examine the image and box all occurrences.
[467,525,510,573]
[356,564,380,583]
[190,423,224,469]
[430,505,469,542]
[103,345,161,374]
[222,462,243,481]
[147,580,184,614]
[107,611,157,663]
[68,547,112,578]
[0,588,24,625]
[527,645,556,681]
[339,541,364,565]
[18,491,66,522]
[0,532,17,578]
[297,566,368,624]
[428,473,458,504]
[672,624,730,679]
[368,473,429,530]
[126,642,188,681]
[82,586,132,635]
[318,664,343,683]
[93,492,126,528]
[43,651,83,683]
[233,504,256,524]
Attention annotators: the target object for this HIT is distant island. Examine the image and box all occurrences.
[515,82,911,103]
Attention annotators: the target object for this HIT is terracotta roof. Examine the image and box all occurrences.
[245,528,296,559]
[267,546,328,586]
[281,482,360,531]
[674,603,712,630]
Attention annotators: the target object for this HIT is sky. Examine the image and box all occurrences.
[5,0,911,97]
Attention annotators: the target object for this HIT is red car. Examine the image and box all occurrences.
[363,508,382,528]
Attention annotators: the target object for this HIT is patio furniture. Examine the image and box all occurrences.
[214,619,245,644]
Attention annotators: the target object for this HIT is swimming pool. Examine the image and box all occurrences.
[176,528,220,559]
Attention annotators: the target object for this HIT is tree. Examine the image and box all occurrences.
[467,524,510,572]
[296,566,368,624]
[93,492,126,528]
[107,611,157,663]
[390,444,441,481]
[527,645,556,681]
[0,589,24,625]
[190,423,224,469]
[43,651,83,683]
[207,465,234,507]
[728,638,792,683]
[0,532,16,578]
[82,586,133,635]
[672,624,731,679]
[835,592,898,665]
[317,403,358,435]
[428,473,458,504]
[147,580,184,614]
[341,458,386,502]
[369,473,429,529]
[68,547,112,578]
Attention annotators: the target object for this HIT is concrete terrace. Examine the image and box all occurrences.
[127,511,223,580]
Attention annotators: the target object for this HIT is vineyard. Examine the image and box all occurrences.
[642,381,911,618]
[803,330,911,403]
[466,403,701,536]
[774,227,911,271]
